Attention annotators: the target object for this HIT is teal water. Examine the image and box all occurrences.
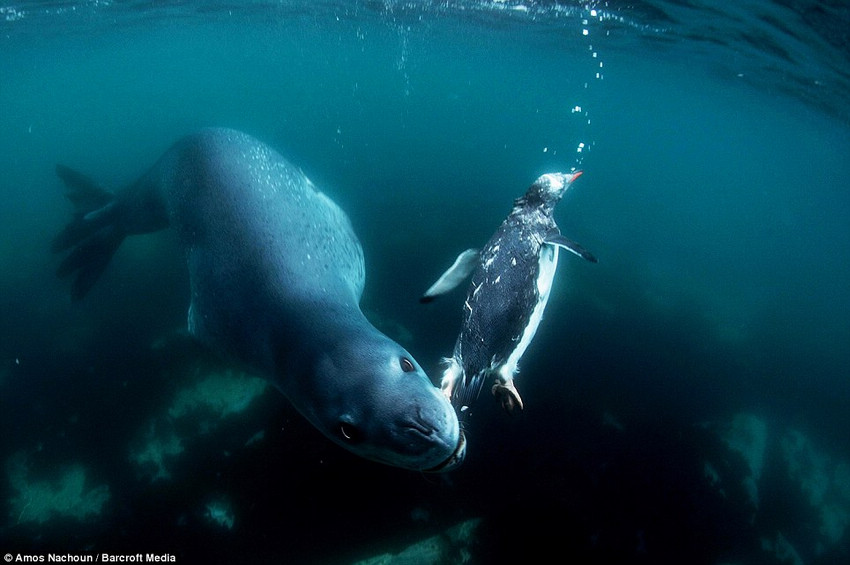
[2,2,849,564]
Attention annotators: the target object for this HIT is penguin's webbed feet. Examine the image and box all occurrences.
[440,378,456,402]
[440,358,462,403]
[492,378,524,412]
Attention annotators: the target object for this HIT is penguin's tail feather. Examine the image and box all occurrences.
[441,356,487,413]
[52,165,125,300]
[453,370,486,412]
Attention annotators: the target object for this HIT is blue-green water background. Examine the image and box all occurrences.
[1,1,849,563]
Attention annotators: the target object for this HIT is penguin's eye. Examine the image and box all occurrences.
[338,422,362,443]
[400,357,416,373]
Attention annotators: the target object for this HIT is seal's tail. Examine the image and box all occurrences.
[52,165,125,300]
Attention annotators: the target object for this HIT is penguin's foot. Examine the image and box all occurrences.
[492,379,524,412]
[440,357,462,402]
[440,378,456,402]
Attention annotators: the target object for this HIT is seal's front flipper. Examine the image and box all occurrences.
[544,231,598,263]
[420,248,479,303]
[53,165,125,300]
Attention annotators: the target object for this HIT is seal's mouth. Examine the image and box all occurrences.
[424,431,467,473]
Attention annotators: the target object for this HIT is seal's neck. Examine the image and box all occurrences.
[269,299,371,385]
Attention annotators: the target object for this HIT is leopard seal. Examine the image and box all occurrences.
[52,128,465,471]
[421,172,596,414]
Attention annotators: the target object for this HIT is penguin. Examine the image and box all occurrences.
[421,172,596,413]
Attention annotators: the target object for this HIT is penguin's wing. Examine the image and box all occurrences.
[544,231,598,263]
[420,248,480,303]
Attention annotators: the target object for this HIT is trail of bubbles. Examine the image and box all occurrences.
[569,4,613,169]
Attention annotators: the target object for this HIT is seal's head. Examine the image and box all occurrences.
[519,171,583,210]
[302,330,465,472]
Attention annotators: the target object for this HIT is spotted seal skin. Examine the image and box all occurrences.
[53,128,465,471]
[421,172,596,413]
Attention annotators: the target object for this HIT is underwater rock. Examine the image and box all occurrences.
[710,413,850,561]
[724,413,768,479]
[760,531,804,565]
[602,410,624,432]
[703,461,723,495]
[167,369,268,420]
[244,429,265,448]
[204,495,235,530]
[781,428,850,547]
[128,423,184,481]
[351,518,480,565]
[129,368,268,481]
[6,451,110,525]
[722,412,768,511]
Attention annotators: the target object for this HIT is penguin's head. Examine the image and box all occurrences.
[522,171,583,208]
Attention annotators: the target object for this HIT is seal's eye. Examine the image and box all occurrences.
[400,357,416,373]
[338,422,361,443]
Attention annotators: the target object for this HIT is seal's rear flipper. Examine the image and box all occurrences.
[53,165,124,300]
[544,232,598,263]
[55,225,124,300]
[420,248,479,303]
[54,166,113,214]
